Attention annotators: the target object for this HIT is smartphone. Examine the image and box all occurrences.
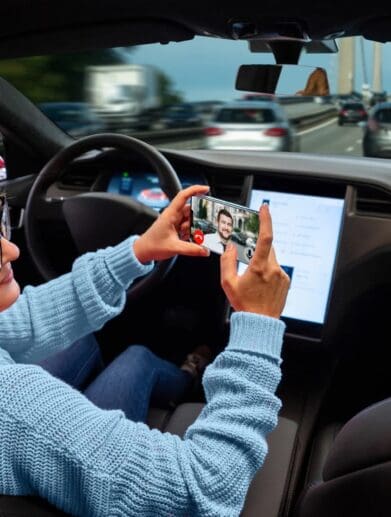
[190,195,259,264]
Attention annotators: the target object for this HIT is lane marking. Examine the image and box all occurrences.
[297,117,337,136]
[346,146,354,152]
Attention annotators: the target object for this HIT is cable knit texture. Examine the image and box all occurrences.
[0,237,285,516]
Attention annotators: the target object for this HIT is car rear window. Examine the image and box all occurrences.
[215,108,277,124]
[375,109,391,123]
[343,103,364,110]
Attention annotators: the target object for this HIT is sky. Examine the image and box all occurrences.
[119,36,391,102]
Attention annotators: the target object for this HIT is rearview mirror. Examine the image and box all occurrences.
[236,65,330,97]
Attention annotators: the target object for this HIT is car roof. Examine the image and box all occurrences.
[372,102,391,110]
[0,1,391,59]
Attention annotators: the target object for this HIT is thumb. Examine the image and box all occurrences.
[220,243,238,290]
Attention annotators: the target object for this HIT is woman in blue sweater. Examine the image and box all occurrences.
[0,184,290,516]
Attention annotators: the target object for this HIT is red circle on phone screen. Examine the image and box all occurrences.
[193,229,204,245]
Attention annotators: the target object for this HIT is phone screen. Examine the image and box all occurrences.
[190,195,259,265]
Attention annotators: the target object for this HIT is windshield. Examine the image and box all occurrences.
[0,36,388,158]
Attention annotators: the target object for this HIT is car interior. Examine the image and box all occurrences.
[1,1,391,516]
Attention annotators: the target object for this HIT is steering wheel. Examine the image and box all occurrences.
[25,133,182,301]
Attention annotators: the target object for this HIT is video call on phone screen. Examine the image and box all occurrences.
[191,196,259,265]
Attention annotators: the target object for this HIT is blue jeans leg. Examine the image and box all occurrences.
[38,334,104,390]
[84,344,193,423]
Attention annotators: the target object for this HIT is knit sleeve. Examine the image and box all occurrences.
[0,236,153,363]
[0,312,284,517]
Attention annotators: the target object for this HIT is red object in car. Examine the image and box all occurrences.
[204,127,225,136]
[0,155,6,180]
[193,229,204,245]
[139,188,167,201]
[263,127,288,137]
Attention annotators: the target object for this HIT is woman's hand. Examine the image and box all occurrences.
[133,185,211,264]
[220,203,290,319]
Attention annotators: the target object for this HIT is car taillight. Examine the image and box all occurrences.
[263,127,288,137]
[204,127,224,136]
[368,119,379,131]
[0,157,4,168]
[359,110,367,116]
[340,110,348,115]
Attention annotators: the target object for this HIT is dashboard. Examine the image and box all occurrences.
[51,148,391,346]
[107,170,208,210]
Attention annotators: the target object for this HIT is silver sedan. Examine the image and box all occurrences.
[203,100,296,152]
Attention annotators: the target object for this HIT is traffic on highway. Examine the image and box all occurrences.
[0,36,385,182]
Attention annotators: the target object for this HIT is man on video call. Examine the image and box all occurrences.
[203,208,234,254]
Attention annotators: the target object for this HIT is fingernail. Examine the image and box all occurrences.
[203,247,210,256]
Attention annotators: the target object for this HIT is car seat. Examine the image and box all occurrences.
[295,398,391,517]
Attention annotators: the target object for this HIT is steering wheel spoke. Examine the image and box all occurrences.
[39,196,65,220]
[62,192,158,255]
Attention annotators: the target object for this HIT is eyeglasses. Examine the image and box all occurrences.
[0,194,11,269]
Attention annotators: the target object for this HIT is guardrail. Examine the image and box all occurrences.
[290,106,337,130]
[279,96,314,105]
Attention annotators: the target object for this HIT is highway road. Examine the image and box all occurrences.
[297,118,363,157]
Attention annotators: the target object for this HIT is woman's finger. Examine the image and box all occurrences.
[253,204,273,263]
[174,241,210,257]
[168,185,209,214]
[220,243,238,293]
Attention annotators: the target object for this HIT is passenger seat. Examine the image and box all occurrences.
[295,398,391,517]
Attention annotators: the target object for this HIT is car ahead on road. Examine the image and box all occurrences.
[204,101,296,151]
[1,1,391,517]
[362,102,391,157]
[369,91,388,107]
[160,103,203,129]
[338,101,368,125]
[131,107,166,131]
[38,102,106,137]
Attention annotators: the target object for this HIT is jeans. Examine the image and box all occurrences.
[38,335,193,423]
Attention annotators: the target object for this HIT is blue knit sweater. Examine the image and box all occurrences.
[0,236,285,516]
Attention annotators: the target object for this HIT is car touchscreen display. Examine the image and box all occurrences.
[238,189,345,325]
